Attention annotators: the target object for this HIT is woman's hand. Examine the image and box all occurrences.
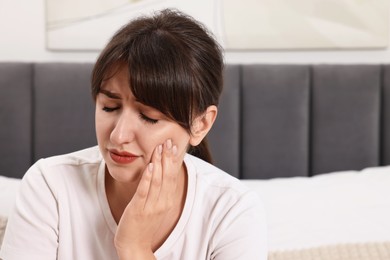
[114,139,180,260]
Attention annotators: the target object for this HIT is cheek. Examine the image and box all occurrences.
[164,128,191,156]
[140,126,190,158]
[137,131,164,160]
[95,110,112,141]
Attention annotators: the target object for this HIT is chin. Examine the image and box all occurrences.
[105,163,143,183]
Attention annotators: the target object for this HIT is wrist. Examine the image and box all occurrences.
[116,244,156,260]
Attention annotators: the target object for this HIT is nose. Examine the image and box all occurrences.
[110,111,136,145]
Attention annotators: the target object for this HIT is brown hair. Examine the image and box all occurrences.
[91,9,224,163]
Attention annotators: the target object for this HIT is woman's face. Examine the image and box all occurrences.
[95,65,191,183]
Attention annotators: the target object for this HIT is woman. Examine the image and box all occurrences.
[0,9,267,260]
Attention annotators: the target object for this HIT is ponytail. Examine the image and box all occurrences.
[188,137,213,164]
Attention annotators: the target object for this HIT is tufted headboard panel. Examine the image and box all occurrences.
[209,64,390,179]
[0,63,32,178]
[1,62,390,179]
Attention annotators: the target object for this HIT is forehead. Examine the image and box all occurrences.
[100,65,130,93]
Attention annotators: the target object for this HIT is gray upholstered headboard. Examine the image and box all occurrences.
[1,63,390,179]
[209,64,390,179]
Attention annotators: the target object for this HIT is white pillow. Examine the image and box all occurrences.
[0,176,21,216]
[0,176,20,249]
[0,215,7,248]
[241,166,390,252]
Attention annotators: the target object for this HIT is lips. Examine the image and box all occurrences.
[108,149,139,164]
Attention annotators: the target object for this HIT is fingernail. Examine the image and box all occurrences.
[148,163,153,173]
[166,139,172,149]
[158,144,163,155]
[172,145,177,155]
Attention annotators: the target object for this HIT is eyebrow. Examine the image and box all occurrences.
[99,89,121,100]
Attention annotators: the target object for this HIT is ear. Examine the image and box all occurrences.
[189,105,218,146]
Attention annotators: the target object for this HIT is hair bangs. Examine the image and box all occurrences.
[127,30,196,130]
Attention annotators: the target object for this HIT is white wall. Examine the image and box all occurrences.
[1,0,390,64]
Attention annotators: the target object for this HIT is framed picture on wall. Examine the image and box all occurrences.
[217,0,389,50]
[45,0,389,51]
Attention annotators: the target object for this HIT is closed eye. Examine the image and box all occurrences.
[139,113,158,124]
[102,106,120,112]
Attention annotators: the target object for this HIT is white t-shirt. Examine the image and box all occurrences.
[0,146,267,260]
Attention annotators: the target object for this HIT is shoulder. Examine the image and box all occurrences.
[183,155,267,258]
[22,146,103,192]
[184,154,263,211]
[30,146,102,173]
[36,146,102,169]
[184,154,250,195]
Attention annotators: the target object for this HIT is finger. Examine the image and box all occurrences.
[132,162,153,210]
[144,144,163,209]
[160,140,179,207]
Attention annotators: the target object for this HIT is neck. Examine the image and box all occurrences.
[104,167,139,223]
[105,163,188,224]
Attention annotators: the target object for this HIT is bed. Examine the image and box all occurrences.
[1,62,390,258]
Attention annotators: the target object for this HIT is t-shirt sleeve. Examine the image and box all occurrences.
[211,191,268,260]
[0,160,59,260]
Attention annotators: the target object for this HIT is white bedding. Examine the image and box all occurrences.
[242,166,390,252]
